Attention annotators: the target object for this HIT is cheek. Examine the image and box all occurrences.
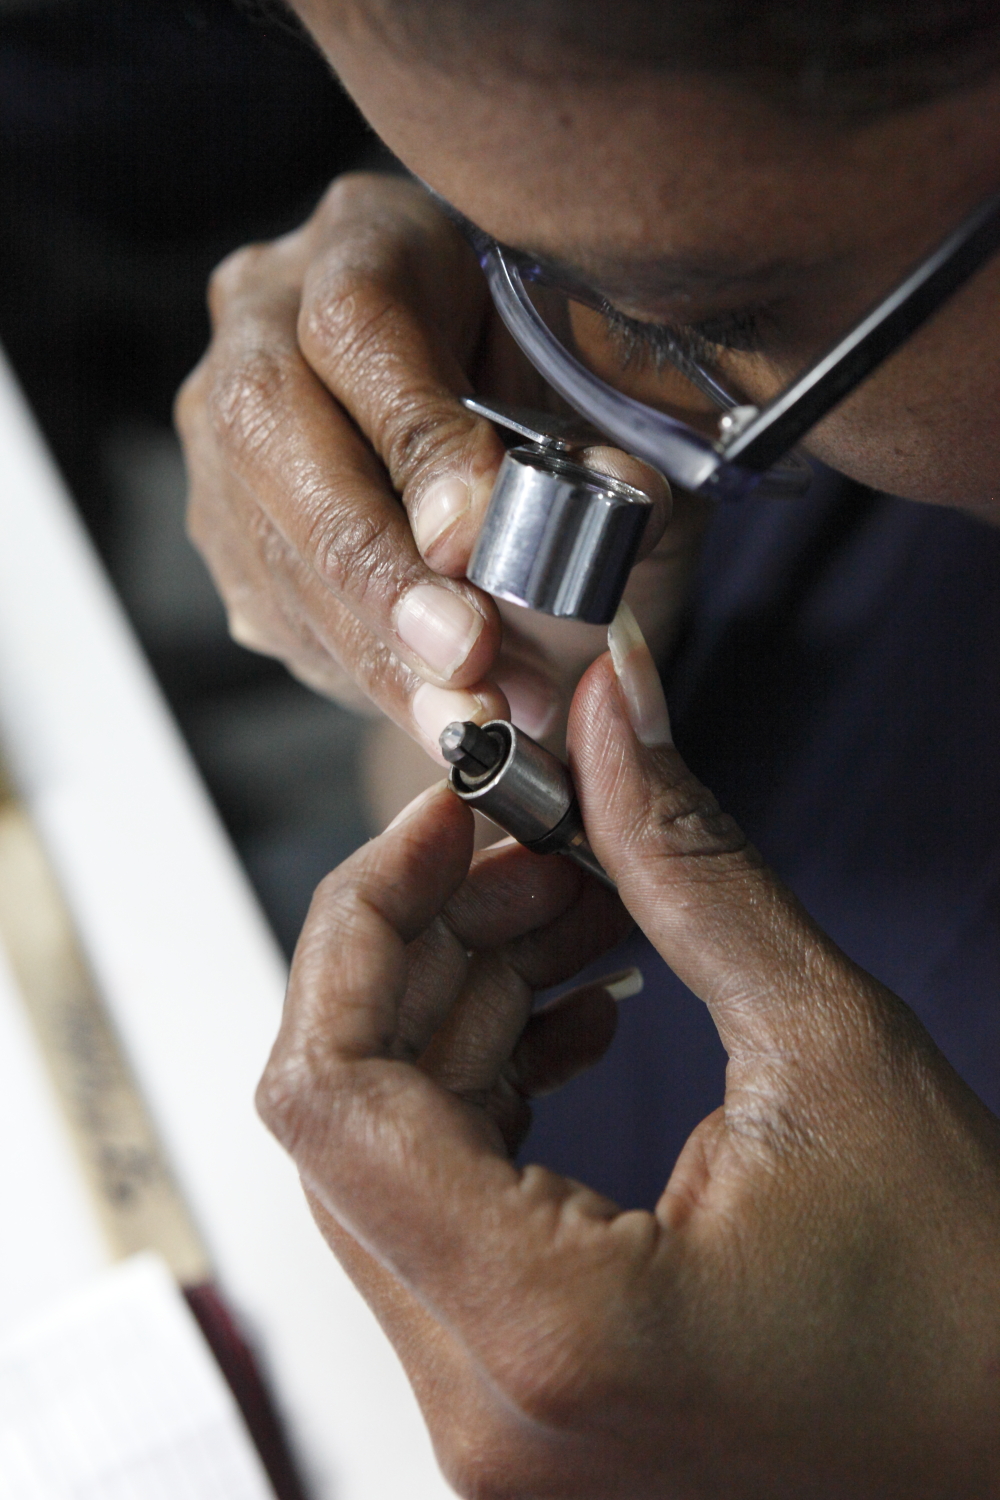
[737,268,1000,517]
[802,350,1000,513]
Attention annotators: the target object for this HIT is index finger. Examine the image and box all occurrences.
[297,177,669,572]
[296,174,510,575]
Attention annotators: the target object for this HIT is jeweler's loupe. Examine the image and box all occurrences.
[462,395,654,626]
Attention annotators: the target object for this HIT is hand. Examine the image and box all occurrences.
[258,610,1000,1498]
[175,173,686,760]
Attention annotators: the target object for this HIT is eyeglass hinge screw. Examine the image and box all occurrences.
[718,404,760,441]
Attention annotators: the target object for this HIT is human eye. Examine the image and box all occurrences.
[687,307,769,353]
[602,305,769,374]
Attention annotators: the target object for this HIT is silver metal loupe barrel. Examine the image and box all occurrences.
[441,720,616,892]
[462,397,654,626]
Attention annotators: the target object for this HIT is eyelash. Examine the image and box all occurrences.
[602,305,767,375]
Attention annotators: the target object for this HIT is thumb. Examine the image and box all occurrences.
[567,605,885,1067]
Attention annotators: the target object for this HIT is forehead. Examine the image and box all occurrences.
[300,3,1000,290]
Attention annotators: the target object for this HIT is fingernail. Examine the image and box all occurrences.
[599,966,644,1002]
[397,585,484,677]
[607,603,673,747]
[413,478,470,554]
[412,683,490,757]
[384,780,449,833]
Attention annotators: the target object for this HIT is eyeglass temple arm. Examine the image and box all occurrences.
[721,189,1000,472]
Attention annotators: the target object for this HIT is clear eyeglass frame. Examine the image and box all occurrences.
[436,187,1000,502]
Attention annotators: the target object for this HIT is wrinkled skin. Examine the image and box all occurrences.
[177,173,690,767]
[176,18,1000,774]
[259,659,1000,1498]
[178,4,1000,1493]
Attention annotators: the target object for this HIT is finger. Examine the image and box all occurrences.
[201,229,504,704]
[395,845,585,1068]
[443,836,627,955]
[395,841,629,1076]
[258,778,521,1273]
[178,359,330,676]
[295,175,509,577]
[183,397,508,734]
[417,948,538,1142]
[412,845,628,1101]
[509,973,640,1097]
[207,464,510,751]
[416,880,626,1098]
[180,291,368,697]
[304,815,622,1156]
[296,184,670,608]
[312,801,572,1072]
[568,640,899,1072]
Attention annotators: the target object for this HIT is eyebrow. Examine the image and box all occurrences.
[429,186,812,316]
[517,243,806,307]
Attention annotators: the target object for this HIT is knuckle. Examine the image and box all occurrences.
[314,171,433,248]
[227,609,278,656]
[307,499,397,603]
[207,344,291,464]
[318,169,385,221]
[298,262,472,490]
[637,760,755,871]
[381,395,467,489]
[251,504,295,571]
[297,266,399,393]
[207,242,269,318]
[255,1046,315,1155]
[173,365,205,437]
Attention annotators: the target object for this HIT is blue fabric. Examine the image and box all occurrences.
[522,472,1000,1208]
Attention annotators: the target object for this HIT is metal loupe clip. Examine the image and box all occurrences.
[440,718,616,892]
[462,396,654,626]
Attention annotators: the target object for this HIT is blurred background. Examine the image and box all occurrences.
[0,0,386,954]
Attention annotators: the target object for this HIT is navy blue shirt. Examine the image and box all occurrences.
[524,471,1000,1208]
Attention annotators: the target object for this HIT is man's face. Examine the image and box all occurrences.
[298,1,1000,513]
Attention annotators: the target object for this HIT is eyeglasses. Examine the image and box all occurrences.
[436,187,1000,501]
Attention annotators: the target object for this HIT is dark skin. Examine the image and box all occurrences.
[260,662,1000,1497]
[176,32,1000,753]
[177,8,1000,1493]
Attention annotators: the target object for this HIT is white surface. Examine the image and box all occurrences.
[0,941,107,1337]
[0,1254,274,1500]
[0,350,453,1499]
